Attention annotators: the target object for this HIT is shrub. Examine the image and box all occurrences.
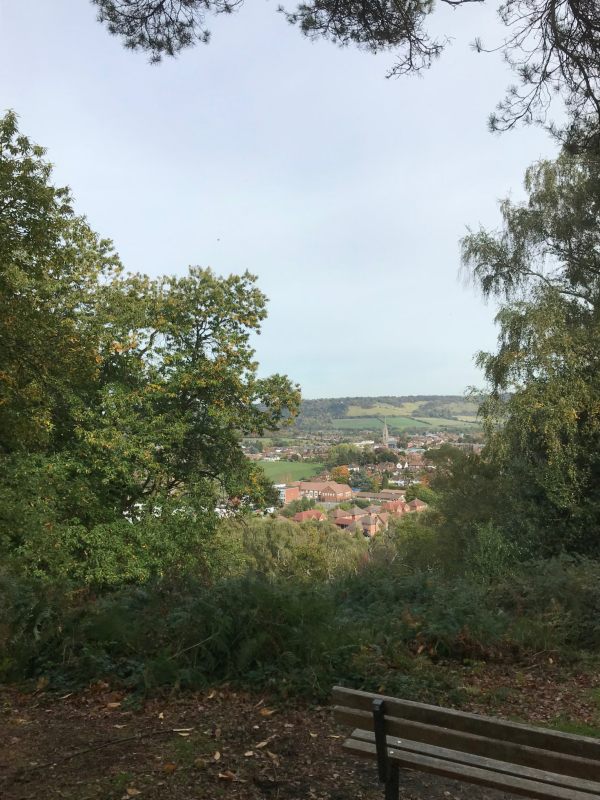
[3,527,600,700]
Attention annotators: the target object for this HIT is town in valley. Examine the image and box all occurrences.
[242,395,483,537]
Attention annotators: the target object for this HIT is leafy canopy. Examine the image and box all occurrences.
[0,112,300,584]
[461,154,600,556]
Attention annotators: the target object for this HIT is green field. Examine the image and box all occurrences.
[413,417,481,430]
[257,460,324,483]
[332,415,480,433]
[332,416,430,432]
[440,401,480,415]
[344,400,479,419]
[345,402,422,417]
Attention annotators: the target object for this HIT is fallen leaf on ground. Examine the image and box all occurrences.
[213,750,221,761]
[218,771,236,781]
[259,707,276,717]
[126,788,141,797]
[255,736,276,749]
[162,762,177,774]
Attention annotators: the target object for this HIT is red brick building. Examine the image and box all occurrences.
[275,484,300,505]
[294,481,352,502]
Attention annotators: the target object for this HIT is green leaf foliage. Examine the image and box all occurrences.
[461,155,600,557]
[0,113,299,585]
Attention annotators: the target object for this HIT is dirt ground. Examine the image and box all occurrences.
[1,664,598,800]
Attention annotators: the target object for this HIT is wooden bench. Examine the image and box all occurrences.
[332,686,600,800]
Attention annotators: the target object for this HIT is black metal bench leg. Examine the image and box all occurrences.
[384,764,399,800]
[373,698,400,800]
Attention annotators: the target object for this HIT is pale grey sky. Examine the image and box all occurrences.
[0,0,559,398]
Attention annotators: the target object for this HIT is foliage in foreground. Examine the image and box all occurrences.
[422,154,600,564]
[2,515,600,702]
[0,112,299,587]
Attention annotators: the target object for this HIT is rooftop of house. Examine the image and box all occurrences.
[354,490,407,502]
[347,505,366,516]
[361,514,380,525]
[293,510,327,522]
[382,499,406,511]
[408,498,427,509]
[293,481,352,493]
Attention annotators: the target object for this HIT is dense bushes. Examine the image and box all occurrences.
[490,556,600,652]
[0,517,369,692]
[3,516,600,700]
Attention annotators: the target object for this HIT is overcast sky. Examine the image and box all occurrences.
[0,1,559,398]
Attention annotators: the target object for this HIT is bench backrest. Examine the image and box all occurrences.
[333,686,600,781]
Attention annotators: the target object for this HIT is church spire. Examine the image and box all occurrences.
[382,417,389,447]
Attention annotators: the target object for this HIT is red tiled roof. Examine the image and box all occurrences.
[333,516,354,527]
[347,506,366,517]
[407,498,427,509]
[293,510,326,522]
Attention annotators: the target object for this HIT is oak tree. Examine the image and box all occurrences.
[0,113,300,583]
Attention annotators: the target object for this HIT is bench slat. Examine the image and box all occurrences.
[334,706,600,780]
[350,729,600,795]
[344,738,600,800]
[333,687,600,761]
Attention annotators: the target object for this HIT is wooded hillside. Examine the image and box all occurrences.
[292,396,481,432]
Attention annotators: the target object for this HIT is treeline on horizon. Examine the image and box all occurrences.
[290,396,483,429]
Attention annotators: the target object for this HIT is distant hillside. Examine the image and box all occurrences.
[292,395,482,433]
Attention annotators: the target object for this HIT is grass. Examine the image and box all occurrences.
[346,402,423,417]
[412,417,481,430]
[342,400,480,419]
[440,401,480,415]
[331,416,478,433]
[332,416,429,432]
[545,717,600,738]
[257,460,324,483]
